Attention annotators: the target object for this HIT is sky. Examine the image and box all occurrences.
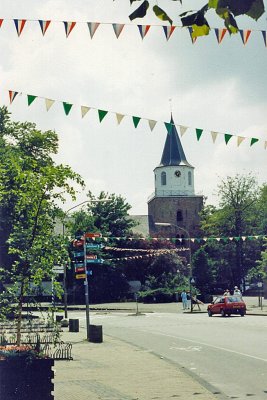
[1,0,267,215]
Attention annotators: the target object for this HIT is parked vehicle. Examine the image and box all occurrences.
[207,295,246,317]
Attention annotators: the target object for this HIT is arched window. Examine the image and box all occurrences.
[177,209,183,222]
[161,171,166,186]
[188,171,192,186]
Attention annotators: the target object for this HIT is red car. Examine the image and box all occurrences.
[207,295,246,317]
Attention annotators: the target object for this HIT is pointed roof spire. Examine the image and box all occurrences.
[159,116,192,167]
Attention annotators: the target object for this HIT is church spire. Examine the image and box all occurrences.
[159,115,192,167]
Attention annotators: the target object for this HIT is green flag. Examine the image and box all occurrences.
[250,137,259,146]
[224,134,233,144]
[63,102,73,116]
[196,128,203,141]
[132,116,141,128]
[27,95,37,106]
[98,109,108,122]
[164,122,172,134]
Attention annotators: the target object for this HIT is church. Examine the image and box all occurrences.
[132,116,204,240]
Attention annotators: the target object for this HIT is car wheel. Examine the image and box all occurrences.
[240,311,245,317]
[208,310,212,317]
[220,309,226,317]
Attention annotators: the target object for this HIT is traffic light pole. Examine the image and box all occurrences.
[84,238,90,341]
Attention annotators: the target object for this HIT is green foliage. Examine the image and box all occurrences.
[128,0,265,37]
[192,248,213,295]
[0,107,83,342]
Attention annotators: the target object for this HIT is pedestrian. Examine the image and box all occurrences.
[181,290,187,310]
[233,286,242,297]
[223,289,230,296]
[186,291,191,309]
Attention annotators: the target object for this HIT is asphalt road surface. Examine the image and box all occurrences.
[71,310,267,400]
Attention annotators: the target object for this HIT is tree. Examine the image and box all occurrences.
[0,107,83,343]
[200,173,265,290]
[128,0,265,38]
[192,248,213,299]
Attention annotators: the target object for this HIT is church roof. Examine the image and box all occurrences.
[159,116,193,167]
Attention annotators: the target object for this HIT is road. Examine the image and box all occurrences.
[70,310,267,400]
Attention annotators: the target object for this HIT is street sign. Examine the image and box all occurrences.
[52,266,64,274]
[75,267,85,273]
[76,274,86,279]
[86,258,104,264]
[86,243,103,249]
[84,232,102,238]
[86,254,97,260]
[72,251,84,257]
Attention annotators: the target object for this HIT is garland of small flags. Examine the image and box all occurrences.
[105,249,183,262]
[101,235,266,243]
[7,89,266,150]
[0,18,266,46]
[104,246,187,253]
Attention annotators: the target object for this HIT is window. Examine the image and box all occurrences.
[176,210,183,222]
[161,171,166,185]
[188,171,192,185]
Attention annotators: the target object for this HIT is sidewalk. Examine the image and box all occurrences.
[55,329,220,400]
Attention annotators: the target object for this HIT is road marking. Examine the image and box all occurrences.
[140,329,267,363]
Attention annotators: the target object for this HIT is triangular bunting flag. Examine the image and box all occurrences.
[112,23,125,38]
[261,31,267,47]
[148,119,157,131]
[45,98,55,111]
[224,134,233,144]
[241,236,246,241]
[137,25,151,39]
[63,21,76,37]
[81,106,90,118]
[14,19,26,36]
[196,128,203,141]
[211,131,218,143]
[116,113,125,125]
[179,125,188,137]
[214,28,227,43]
[87,22,100,38]
[239,29,251,45]
[188,27,197,44]
[98,109,108,122]
[237,136,245,147]
[163,25,176,40]
[63,102,73,115]
[250,137,259,146]
[8,90,19,104]
[164,122,172,134]
[0,19,3,28]
[132,116,141,128]
[27,95,37,106]
[38,20,51,36]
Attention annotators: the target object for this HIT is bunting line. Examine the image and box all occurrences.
[101,235,266,243]
[6,88,266,150]
[0,17,265,46]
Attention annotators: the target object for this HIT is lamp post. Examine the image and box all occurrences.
[62,199,111,330]
[154,222,193,312]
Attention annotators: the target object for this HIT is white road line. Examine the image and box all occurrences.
[140,329,267,363]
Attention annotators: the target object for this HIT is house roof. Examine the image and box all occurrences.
[158,115,193,167]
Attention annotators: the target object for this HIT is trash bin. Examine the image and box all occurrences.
[89,325,103,343]
[69,319,79,332]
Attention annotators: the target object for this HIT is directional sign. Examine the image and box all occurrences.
[84,232,102,238]
[76,274,86,280]
[75,267,85,273]
[86,254,97,260]
[52,265,64,274]
[86,243,103,249]
[72,251,84,257]
[86,258,104,264]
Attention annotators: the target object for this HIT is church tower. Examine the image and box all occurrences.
[148,116,204,239]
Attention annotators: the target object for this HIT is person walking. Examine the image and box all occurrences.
[234,286,242,297]
[181,290,188,310]
[223,289,230,296]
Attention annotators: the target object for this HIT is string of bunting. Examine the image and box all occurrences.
[104,246,186,253]
[105,248,182,262]
[100,235,266,243]
[0,18,266,46]
[7,89,266,150]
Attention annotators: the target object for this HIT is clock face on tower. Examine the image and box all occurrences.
[174,170,181,177]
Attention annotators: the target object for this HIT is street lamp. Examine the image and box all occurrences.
[62,198,111,338]
[154,222,193,312]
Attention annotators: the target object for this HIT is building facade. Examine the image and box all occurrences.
[148,116,204,240]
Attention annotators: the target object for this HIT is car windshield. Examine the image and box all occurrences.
[227,296,243,303]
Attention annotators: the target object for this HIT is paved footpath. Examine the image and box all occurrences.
[54,328,219,400]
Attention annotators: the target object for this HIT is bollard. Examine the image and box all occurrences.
[89,325,103,343]
[69,319,79,332]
